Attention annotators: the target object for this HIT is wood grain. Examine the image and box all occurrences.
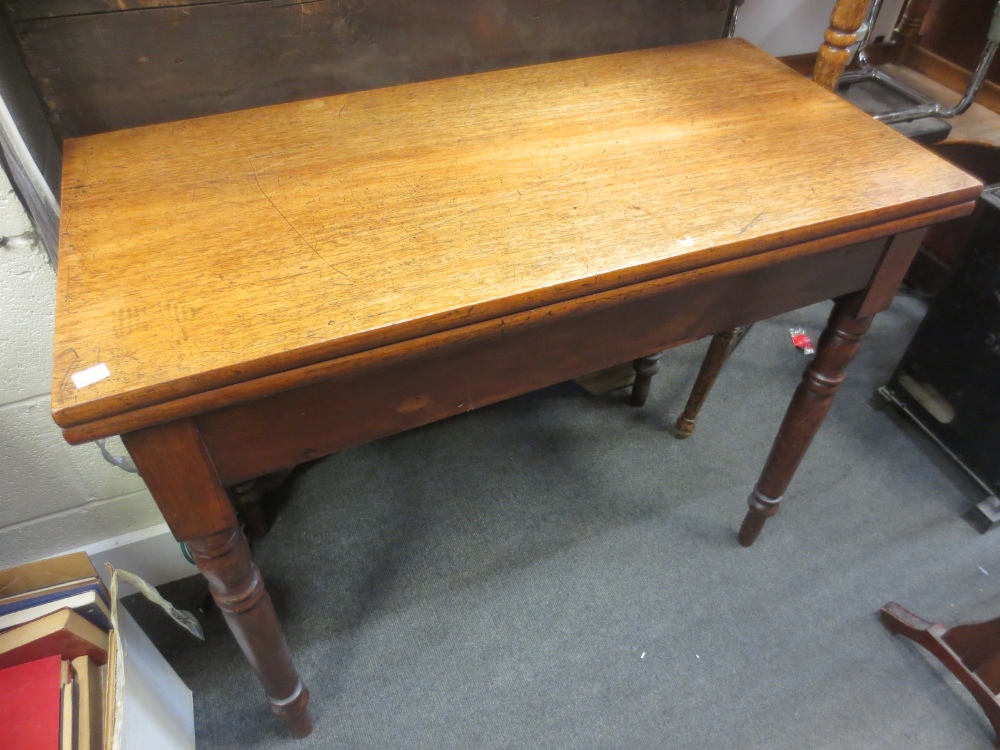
[52,40,981,431]
[119,418,235,540]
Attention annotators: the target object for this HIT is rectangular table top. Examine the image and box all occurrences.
[52,39,980,428]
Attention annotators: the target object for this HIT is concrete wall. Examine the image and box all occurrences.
[0,168,172,569]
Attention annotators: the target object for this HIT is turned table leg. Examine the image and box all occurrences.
[674,325,751,439]
[187,528,311,735]
[122,419,312,737]
[737,229,925,546]
[738,297,873,547]
[630,352,662,407]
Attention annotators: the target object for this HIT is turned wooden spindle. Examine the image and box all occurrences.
[891,0,932,64]
[674,325,751,439]
[813,0,871,91]
[736,230,927,546]
[630,352,662,407]
[122,419,312,737]
[737,298,873,546]
[186,528,312,736]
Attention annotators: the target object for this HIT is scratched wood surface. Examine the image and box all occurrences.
[52,39,981,428]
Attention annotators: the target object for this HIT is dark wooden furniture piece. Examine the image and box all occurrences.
[881,602,1000,744]
[778,0,1000,112]
[51,35,979,737]
[906,142,1000,292]
[1,0,732,140]
[902,0,1000,110]
[672,325,752,438]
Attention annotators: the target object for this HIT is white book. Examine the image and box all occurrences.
[0,589,111,632]
[112,607,194,750]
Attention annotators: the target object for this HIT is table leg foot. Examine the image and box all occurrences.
[737,488,781,547]
[630,352,661,407]
[738,298,872,546]
[270,684,313,737]
[187,527,313,737]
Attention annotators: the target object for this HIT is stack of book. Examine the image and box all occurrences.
[0,552,109,750]
[0,553,197,750]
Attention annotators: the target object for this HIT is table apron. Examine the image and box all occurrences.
[198,236,887,486]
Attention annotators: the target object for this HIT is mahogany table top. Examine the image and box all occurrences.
[52,39,980,428]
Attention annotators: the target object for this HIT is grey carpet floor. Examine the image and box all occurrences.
[129,294,1000,749]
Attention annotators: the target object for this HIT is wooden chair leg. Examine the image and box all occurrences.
[880,602,1000,745]
[229,469,295,539]
[891,0,933,64]
[813,0,871,91]
[629,353,662,406]
[231,481,272,539]
[630,352,662,407]
[674,325,751,439]
[738,298,873,546]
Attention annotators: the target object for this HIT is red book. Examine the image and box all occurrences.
[0,654,63,750]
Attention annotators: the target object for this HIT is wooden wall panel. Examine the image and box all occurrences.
[919,0,1000,84]
[4,0,730,139]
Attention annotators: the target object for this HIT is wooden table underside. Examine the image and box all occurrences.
[51,38,982,737]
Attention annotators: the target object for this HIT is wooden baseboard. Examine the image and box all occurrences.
[902,46,1000,116]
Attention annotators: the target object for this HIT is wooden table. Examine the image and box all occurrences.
[51,39,980,736]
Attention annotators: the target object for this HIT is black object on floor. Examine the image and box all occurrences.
[882,185,1000,529]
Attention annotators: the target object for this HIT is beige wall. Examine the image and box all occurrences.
[738,0,906,58]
